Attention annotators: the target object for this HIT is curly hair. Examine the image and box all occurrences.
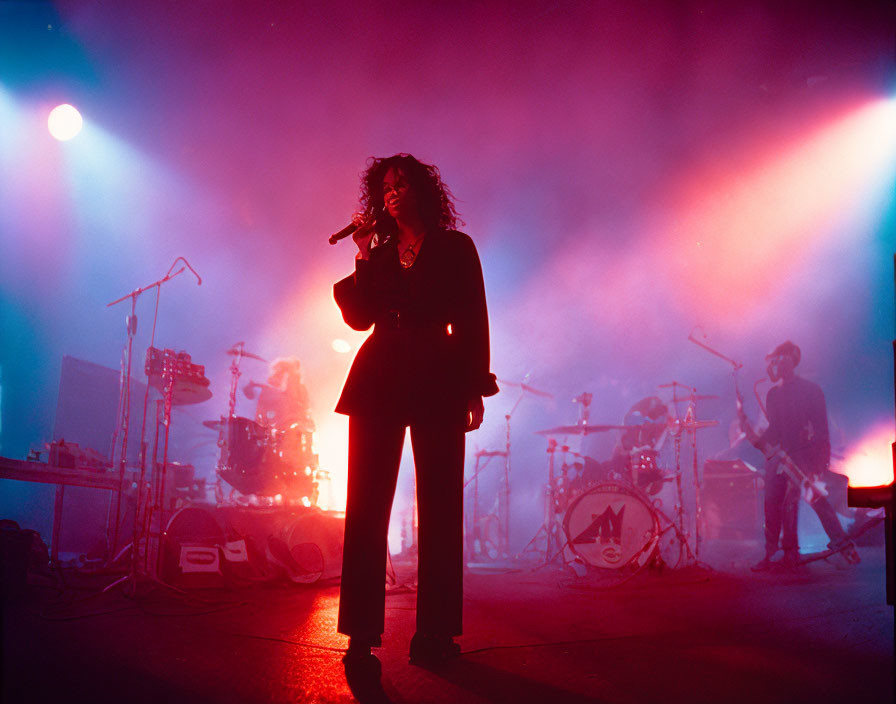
[359,154,462,239]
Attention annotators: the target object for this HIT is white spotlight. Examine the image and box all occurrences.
[47,104,83,141]
[332,339,352,354]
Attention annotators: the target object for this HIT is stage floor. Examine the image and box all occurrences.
[2,542,892,703]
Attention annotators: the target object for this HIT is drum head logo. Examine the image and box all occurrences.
[572,504,625,564]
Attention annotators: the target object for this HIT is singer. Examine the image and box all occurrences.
[333,154,498,675]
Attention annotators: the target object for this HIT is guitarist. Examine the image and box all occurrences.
[737,341,858,570]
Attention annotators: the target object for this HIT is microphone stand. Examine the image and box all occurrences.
[686,328,747,567]
[106,293,139,557]
[104,257,201,595]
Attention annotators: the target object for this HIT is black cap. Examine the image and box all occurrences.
[766,340,801,367]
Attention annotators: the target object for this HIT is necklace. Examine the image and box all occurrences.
[398,236,423,268]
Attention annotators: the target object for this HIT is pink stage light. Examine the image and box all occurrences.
[659,97,896,326]
[47,103,83,141]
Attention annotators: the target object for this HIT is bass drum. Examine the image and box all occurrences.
[161,505,227,588]
[563,482,659,570]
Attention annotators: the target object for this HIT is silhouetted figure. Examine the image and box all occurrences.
[619,396,669,453]
[582,396,669,494]
[738,341,858,570]
[333,154,498,674]
[244,357,313,431]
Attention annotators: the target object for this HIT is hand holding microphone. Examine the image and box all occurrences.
[329,213,377,260]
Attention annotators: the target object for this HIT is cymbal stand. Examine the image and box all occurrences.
[216,342,247,501]
[669,419,700,567]
[490,377,554,562]
[670,420,686,536]
[464,449,506,560]
[496,389,528,557]
[685,401,704,560]
[227,342,247,419]
[104,257,201,594]
[661,381,699,561]
[517,438,565,567]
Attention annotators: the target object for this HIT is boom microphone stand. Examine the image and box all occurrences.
[107,293,139,555]
[687,328,747,565]
[104,257,201,594]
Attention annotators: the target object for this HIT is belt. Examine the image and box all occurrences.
[376,309,449,333]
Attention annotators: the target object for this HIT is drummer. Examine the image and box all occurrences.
[583,396,670,492]
[244,357,314,432]
[619,396,668,451]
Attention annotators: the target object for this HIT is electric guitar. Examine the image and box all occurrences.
[734,375,828,506]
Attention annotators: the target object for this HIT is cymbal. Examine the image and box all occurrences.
[658,381,696,391]
[536,424,629,436]
[226,346,266,362]
[497,378,553,398]
[148,377,212,405]
[202,419,224,430]
[672,394,720,402]
[679,419,719,430]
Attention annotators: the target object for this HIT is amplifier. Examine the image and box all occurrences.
[703,460,761,540]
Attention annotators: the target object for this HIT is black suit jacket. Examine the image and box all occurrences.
[333,229,498,428]
[761,375,830,474]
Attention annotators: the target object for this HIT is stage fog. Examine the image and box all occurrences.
[1,0,893,557]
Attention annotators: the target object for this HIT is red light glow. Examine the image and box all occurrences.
[837,423,895,488]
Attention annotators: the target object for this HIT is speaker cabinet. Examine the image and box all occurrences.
[702,464,761,541]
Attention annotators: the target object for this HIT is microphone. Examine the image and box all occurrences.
[329,217,376,245]
[329,222,359,245]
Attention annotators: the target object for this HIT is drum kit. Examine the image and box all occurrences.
[205,343,321,504]
[144,343,335,588]
[103,259,332,593]
[504,383,720,584]
[125,341,322,510]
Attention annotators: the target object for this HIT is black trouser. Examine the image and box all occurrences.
[764,458,800,555]
[764,458,847,555]
[809,495,848,546]
[337,415,465,644]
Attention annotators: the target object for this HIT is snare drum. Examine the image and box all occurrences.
[563,482,659,569]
